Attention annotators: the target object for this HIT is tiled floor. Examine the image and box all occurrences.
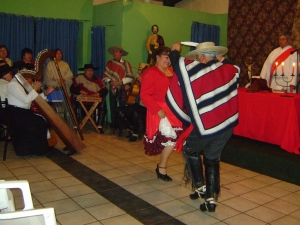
[1,125,300,225]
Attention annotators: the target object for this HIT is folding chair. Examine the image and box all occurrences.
[0,180,56,225]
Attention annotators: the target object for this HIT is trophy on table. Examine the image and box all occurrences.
[245,56,255,92]
[245,57,255,80]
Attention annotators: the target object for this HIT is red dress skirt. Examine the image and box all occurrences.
[144,101,183,156]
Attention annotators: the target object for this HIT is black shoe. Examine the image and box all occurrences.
[128,136,137,142]
[126,131,132,138]
[63,146,69,151]
[67,149,77,156]
[99,128,104,134]
[0,137,11,142]
[190,185,206,200]
[118,130,123,137]
[155,164,172,181]
[200,198,217,212]
[45,148,54,156]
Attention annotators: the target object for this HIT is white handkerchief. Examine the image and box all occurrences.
[159,117,177,139]
[181,41,198,47]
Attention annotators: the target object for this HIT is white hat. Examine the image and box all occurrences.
[185,42,228,60]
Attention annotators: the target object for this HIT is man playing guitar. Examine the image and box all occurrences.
[115,63,149,142]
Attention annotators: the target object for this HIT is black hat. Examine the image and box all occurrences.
[0,62,11,78]
[78,64,99,71]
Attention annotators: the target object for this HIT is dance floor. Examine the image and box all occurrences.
[1,123,300,224]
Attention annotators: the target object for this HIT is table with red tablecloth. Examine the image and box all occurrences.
[234,87,300,154]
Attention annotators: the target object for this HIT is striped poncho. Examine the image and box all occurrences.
[167,56,240,140]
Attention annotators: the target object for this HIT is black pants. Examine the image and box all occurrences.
[78,100,107,127]
[183,128,233,199]
[109,88,127,128]
[9,106,49,156]
[115,103,146,136]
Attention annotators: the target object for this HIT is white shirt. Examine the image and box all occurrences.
[6,77,46,109]
[260,45,298,91]
[0,79,9,100]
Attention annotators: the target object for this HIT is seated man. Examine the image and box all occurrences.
[115,63,148,142]
[70,64,108,133]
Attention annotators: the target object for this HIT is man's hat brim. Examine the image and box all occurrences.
[185,44,228,60]
[78,64,99,71]
[108,46,128,56]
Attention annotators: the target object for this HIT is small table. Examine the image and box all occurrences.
[76,95,102,133]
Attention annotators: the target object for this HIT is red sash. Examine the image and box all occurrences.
[269,47,296,86]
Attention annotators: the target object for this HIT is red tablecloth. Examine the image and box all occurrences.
[234,87,300,154]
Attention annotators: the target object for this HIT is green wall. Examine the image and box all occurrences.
[94,1,228,73]
[1,0,228,73]
[93,1,124,54]
[93,1,228,122]
[0,0,92,19]
[1,0,228,122]
[0,0,93,68]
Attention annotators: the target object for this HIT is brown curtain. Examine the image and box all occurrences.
[292,0,300,48]
[228,0,297,86]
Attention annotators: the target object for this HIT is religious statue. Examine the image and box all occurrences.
[146,24,165,65]
[245,56,255,80]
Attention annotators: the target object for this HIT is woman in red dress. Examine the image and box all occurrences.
[140,46,183,181]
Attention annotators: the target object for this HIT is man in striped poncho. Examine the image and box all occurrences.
[167,42,240,212]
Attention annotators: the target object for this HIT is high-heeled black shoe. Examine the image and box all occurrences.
[155,164,172,181]
[200,198,217,212]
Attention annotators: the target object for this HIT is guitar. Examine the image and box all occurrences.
[126,65,149,105]
[126,78,140,105]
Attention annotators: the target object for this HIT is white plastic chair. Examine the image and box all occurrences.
[0,180,56,225]
[0,188,15,212]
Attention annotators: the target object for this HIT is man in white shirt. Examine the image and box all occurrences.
[260,33,298,92]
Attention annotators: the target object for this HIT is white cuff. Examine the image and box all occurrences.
[122,77,132,85]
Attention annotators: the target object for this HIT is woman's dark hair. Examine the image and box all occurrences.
[55,49,63,59]
[152,46,171,64]
[0,45,9,57]
[0,61,16,78]
[21,48,33,58]
[11,68,19,76]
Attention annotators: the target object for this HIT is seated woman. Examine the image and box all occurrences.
[0,63,55,156]
[44,49,74,96]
